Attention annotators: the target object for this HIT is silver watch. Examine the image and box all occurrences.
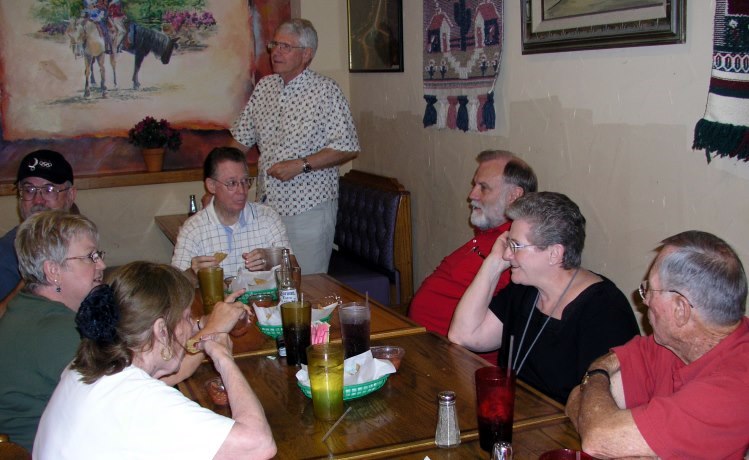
[301,157,312,174]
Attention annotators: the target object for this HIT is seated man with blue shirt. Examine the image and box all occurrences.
[0,150,77,312]
[172,147,293,283]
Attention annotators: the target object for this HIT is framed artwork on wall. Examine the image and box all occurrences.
[347,0,404,72]
[0,0,289,183]
[521,0,686,54]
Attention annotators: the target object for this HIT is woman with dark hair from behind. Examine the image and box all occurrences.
[34,261,276,460]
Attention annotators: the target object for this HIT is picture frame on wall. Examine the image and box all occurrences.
[521,0,686,54]
[347,0,404,72]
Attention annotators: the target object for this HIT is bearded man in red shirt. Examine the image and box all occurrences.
[408,150,537,364]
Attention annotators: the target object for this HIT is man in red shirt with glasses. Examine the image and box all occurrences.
[566,230,749,459]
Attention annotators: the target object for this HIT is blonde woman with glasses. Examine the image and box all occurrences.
[0,210,104,451]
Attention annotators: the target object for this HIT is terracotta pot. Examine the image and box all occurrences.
[142,147,165,172]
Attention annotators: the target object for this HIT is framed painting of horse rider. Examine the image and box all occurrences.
[0,0,260,140]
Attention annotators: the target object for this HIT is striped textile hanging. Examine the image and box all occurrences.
[693,0,749,162]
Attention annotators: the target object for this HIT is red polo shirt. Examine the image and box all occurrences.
[409,222,512,364]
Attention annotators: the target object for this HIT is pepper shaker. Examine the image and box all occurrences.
[434,390,460,447]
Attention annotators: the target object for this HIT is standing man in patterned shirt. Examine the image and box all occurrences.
[231,18,360,275]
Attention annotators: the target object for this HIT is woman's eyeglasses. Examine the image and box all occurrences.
[507,239,538,254]
[65,250,106,264]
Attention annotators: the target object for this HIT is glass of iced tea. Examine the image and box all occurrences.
[306,343,345,421]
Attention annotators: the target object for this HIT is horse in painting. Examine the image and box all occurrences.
[125,22,176,89]
[66,18,118,98]
[67,18,176,96]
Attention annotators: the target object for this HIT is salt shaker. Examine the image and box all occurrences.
[434,390,460,447]
[492,441,513,460]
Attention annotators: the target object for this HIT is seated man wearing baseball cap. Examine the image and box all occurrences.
[0,150,77,312]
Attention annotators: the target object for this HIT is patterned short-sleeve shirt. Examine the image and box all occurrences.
[171,200,291,275]
[231,69,360,216]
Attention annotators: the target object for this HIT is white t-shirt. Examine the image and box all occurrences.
[34,365,234,460]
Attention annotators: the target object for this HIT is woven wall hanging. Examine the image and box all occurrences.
[693,0,749,162]
[422,0,503,132]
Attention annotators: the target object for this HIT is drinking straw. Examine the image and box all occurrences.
[301,292,304,304]
[507,335,515,377]
[321,406,352,442]
[365,292,369,308]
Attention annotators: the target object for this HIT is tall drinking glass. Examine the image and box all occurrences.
[198,266,224,314]
[475,366,516,452]
[306,343,345,421]
[338,302,371,358]
[281,300,311,365]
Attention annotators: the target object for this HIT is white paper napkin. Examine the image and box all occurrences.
[231,266,278,294]
[252,302,281,326]
[311,301,338,322]
[296,350,397,387]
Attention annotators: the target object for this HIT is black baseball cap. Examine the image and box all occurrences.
[16,150,74,185]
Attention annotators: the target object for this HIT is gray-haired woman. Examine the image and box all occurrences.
[35,261,276,460]
[449,192,640,403]
[0,210,105,451]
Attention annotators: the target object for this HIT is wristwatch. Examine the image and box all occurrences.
[581,369,610,386]
[301,157,312,174]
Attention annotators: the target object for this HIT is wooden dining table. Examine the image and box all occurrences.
[195,273,425,357]
[178,332,579,459]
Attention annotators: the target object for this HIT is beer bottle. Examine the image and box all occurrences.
[188,194,198,216]
[277,248,297,303]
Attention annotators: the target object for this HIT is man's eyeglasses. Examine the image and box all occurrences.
[507,239,538,254]
[638,280,694,308]
[212,177,253,192]
[65,250,105,264]
[267,41,306,53]
[18,184,70,201]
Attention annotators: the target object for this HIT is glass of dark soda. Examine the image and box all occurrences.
[338,302,371,358]
[475,366,516,452]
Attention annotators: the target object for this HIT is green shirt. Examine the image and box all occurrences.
[0,292,79,451]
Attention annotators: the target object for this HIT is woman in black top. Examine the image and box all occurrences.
[449,192,640,403]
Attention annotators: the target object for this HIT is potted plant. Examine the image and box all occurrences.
[128,116,182,172]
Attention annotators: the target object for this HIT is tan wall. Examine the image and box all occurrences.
[2,1,747,322]
[0,182,204,267]
[304,0,749,322]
